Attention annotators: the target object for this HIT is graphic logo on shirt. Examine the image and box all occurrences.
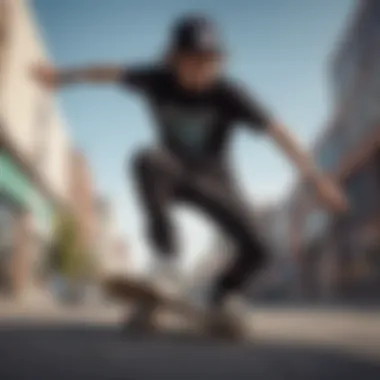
[160,105,216,152]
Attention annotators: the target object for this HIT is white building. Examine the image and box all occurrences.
[0,0,71,297]
[95,198,128,277]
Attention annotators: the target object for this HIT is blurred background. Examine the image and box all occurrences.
[1,0,380,308]
[0,1,380,378]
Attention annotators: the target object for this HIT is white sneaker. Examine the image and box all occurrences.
[204,295,251,340]
[223,294,251,321]
[147,256,182,298]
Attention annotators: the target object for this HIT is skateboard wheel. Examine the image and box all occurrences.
[204,315,246,342]
[122,301,159,334]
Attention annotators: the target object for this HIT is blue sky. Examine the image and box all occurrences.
[32,0,354,270]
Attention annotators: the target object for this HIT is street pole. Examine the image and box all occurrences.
[0,0,10,126]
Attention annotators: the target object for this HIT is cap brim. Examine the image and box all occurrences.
[177,46,225,58]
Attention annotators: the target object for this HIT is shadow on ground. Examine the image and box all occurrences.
[0,321,379,380]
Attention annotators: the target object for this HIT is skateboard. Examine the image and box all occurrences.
[103,276,247,341]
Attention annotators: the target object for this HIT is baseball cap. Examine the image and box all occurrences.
[169,14,224,56]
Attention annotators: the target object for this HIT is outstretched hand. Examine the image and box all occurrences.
[31,63,60,90]
[313,175,349,215]
[266,123,349,215]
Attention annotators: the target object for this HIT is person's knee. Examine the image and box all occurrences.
[130,147,158,178]
[131,147,179,181]
[240,233,268,270]
[147,217,177,257]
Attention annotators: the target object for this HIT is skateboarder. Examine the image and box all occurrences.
[33,14,347,325]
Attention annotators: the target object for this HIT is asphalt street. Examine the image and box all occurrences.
[0,320,379,380]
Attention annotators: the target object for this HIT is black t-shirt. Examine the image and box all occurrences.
[120,64,272,163]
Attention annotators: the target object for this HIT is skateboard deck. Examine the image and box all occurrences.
[103,276,246,341]
[104,275,208,321]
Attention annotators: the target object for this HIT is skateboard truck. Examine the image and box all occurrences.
[104,276,248,341]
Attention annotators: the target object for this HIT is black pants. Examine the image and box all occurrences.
[131,147,268,305]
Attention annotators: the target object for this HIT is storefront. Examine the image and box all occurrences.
[0,196,21,294]
[325,157,380,298]
[298,208,334,299]
[0,151,53,296]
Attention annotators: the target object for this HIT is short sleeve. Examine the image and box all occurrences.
[225,81,273,131]
[119,64,160,93]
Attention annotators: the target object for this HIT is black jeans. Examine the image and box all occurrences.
[131,147,268,305]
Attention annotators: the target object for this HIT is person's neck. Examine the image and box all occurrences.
[177,77,214,93]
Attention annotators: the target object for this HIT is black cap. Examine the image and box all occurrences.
[169,14,224,56]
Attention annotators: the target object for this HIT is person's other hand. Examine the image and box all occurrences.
[31,63,60,90]
[314,176,349,214]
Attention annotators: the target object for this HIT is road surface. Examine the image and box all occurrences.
[0,305,379,380]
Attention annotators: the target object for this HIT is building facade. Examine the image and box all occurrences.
[296,0,380,300]
[94,198,126,276]
[70,149,96,253]
[0,0,70,298]
[107,236,129,276]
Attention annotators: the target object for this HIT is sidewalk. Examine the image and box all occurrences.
[1,295,379,362]
[0,288,56,315]
[0,293,122,324]
[254,298,380,314]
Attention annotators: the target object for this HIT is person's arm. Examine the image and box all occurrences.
[267,122,348,213]
[32,63,124,89]
[228,82,348,213]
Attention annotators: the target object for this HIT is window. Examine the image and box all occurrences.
[332,3,380,105]
[0,205,14,250]
[359,2,380,59]
[345,165,375,217]
[362,63,380,134]
[0,0,12,80]
[315,127,344,173]
[332,33,363,104]
[343,57,358,99]
[372,59,380,103]
[34,99,51,170]
[303,210,330,244]
[344,89,374,151]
